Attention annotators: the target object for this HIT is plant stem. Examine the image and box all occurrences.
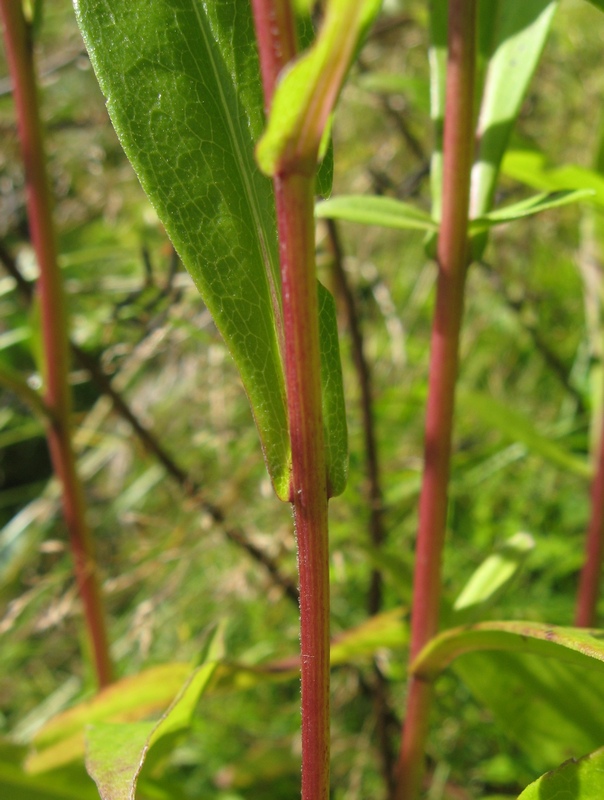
[277,172,331,800]
[252,5,330,797]
[0,2,113,688]
[395,2,477,798]
[576,412,604,627]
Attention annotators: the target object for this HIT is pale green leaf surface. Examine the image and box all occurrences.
[257,0,381,175]
[453,532,535,614]
[456,652,604,771]
[315,195,437,232]
[85,662,216,800]
[503,149,604,208]
[74,0,291,497]
[471,1,558,217]
[470,189,594,233]
[412,621,604,681]
[459,391,591,479]
[517,747,604,799]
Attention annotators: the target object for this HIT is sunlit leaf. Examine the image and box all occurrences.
[503,149,604,208]
[412,620,604,681]
[517,747,604,799]
[471,1,559,217]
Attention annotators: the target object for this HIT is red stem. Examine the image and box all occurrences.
[395,2,477,798]
[0,2,113,688]
[575,412,604,627]
[251,4,331,798]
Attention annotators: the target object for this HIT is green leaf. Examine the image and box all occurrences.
[471,1,559,218]
[459,391,591,479]
[75,0,348,501]
[456,652,604,772]
[502,149,604,208]
[85,662,217,800]
[412,620,604,681]
[517,747,604,799]
[256,0,381,175]
[315,195,437,232]
[453,532,535,616]
[584,0,604,12]
[470,189,594,233]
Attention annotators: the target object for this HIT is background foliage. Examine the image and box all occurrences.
[1,1,604,798]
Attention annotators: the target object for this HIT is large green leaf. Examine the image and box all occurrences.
[517,747,604,799]
[471,1,559,218]
[74,0,347,500]
[85,662,217,800]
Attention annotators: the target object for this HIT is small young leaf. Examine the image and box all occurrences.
[315,195,437,232]
[517,747,604,799]
[256,0,381,176]
[85,662,217,800]
[503,149,604,208]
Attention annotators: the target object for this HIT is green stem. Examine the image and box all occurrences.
[0,1,113,688]
[394,1,477,797]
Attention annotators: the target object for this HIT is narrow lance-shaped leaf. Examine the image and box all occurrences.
[471,0,559,218]
[74,0,348,500]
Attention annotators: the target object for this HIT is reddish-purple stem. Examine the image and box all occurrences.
[251,4,331,798]
[576,415,604,627]
[0,2,113,688]
[395,2,477,798]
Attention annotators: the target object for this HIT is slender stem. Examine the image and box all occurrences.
[0,2,113,688]
[576,409,604,627]
[251,4,331,796]
[276,173,331,800]
[395,2,477,798]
